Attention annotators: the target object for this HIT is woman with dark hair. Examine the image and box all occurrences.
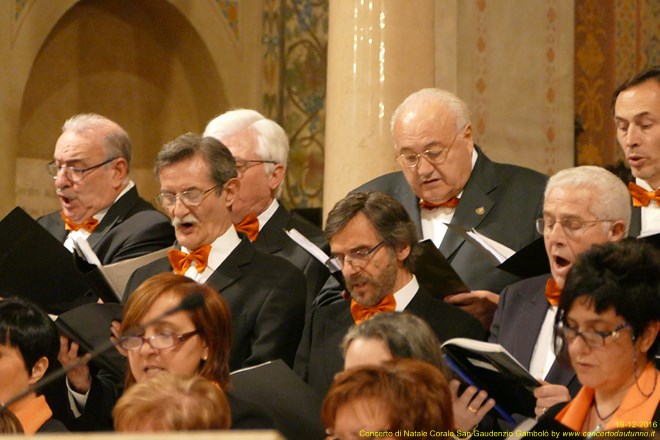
[548,240,659,430]
[0,298,67,433]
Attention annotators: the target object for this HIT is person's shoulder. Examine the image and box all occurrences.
[242,241,306,279]
[37,417,69,433]
[36,210,61,226]
[352,171,407,193]
[502,274,550,298]
[488,157,548,186]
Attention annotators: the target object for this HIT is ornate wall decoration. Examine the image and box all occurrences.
[473,0,489,142]
[543,0,560,174]
[215,0,239,39]
[262,0,328,209]
[575,0,658,168]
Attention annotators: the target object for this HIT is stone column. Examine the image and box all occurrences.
[323,0,435,218]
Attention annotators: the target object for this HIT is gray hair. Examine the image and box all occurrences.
[62,113,132,169]
[342,311,448,376]
[391,88,471,136]
[203,109,289,197]
[325,191,420,271]
[154,132,237,192]
[545,166,631,234]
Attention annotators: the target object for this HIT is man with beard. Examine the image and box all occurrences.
[294,191,485,397]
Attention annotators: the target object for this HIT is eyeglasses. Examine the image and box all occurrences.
[156,185,220,209]
[46,157,118,183]
[327,240,385,270]
[535,217,613,238]
[395,131,460,168]
[555,322,630,349]
[117,330,199,351]
[235,159,278,173]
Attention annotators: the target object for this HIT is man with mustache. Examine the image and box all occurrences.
[123,133,307,371]
[353,89,548,330]
[294,191,485,398]
[38,113,174,265]
[612,65,660,237]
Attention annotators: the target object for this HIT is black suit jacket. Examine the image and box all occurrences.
[629,206,642,237]
[125,237,307,371]
[490,274,580,394]
[254,204,331,315]
[355,147,547,293]
[294,285,487,397]
[38,186,174,264]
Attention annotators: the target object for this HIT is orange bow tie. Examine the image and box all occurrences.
[350,294,397,324]
[61,212,99,233]
[545,278,562,306]
[628,182,660,207]
[419,197,460,209]
[235,214,260,241]
[168,245,212,275]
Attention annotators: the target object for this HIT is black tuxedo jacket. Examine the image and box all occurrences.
[355,147,547,293]
[490,274,580,394]
[38,186,174,264]
[294,285,487,397]
[254,204,331,315]
[629,206,642,237]
[125,237,307,371]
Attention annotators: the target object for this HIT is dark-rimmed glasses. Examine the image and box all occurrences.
[156,185,220,209]
[46,157,118,183]
[117,330,199,351]
[396,131,460,168]
[327,240,385,270]
[555,322,630,349]
[535,218,613,238]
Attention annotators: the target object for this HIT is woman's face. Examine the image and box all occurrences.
[0,343,31,405]
[331,397,394,440]
[565,297,637,395]
[344,337,392,370]
[128,293,208,383]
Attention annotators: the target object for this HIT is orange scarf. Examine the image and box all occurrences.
[556,362,660,431]
[12,394,53,435]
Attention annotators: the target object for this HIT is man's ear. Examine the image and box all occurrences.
[223,177,240,208]
[608,220,627,242]
[111,157,129,188]
[28,356,49,385]
[267,164,286,194]
[395,243,411,263]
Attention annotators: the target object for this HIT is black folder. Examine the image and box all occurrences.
[415,239,469,298]
[230,359,325,440]
[0,207,95,314]
[55,302,126,379]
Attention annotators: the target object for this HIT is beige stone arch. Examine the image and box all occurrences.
[3,0,262,218]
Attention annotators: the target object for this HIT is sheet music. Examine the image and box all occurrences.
[285,228,335,268]
[71,235,102,266]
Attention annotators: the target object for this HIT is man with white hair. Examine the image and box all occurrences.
[355,89,548,329]
[38,113,174,265]
[203,110,330,312]
[487,166,630,424]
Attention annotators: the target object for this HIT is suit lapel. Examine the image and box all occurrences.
[253,204,288,254]
[514,286,550,368]
[629,206,641,237]
[321,303,353,384]
[205,238,253,292]
[440,148,497,259]
[87,186,139,250]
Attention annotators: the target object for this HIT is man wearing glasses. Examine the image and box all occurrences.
[203,109,330,315]
[123,132,306,371]
[294,191,485,398]
[354,88,547,330]
[486,166,630,427]
[38,113,173,264]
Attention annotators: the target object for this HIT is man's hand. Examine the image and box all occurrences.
[533,380,570,419]
[58,336,92,394]
[444,290,499,330]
